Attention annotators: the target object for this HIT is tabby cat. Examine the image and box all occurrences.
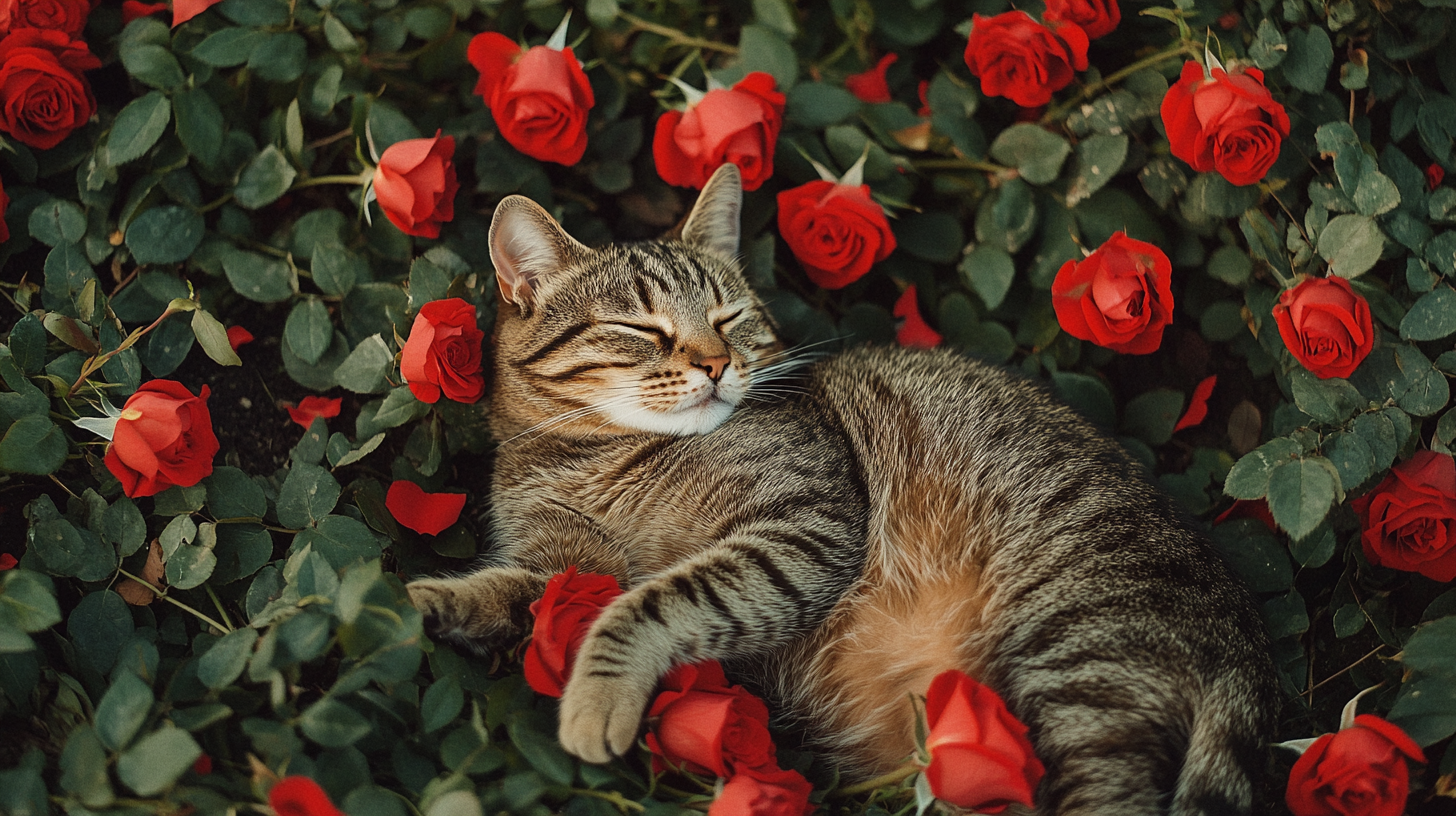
[406,164,1278,815]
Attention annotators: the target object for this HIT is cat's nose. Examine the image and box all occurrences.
[692,355,731,381]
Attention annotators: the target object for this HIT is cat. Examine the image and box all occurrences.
[406,164,1279,815]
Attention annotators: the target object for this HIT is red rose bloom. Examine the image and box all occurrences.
[923,670,1044,813]
[708,765,815,816]
[523,567,623,697]
[1160,61,1290,187]
[400,297,485,404]
[104,380,219,499]
[284,396,342,430]
[468,32,594,166]
[963,12,1088,108]
[372,131,459,239]
[0,28,99,150]
[1286,715,1424,816]
[776,179,896,289]
[845,54,896,104]
[384,480,466,537]
[1051,231,1174,354]
[653,72,785,192]
[1350,451,1456,582]
[646,660,775,778]
[269,776,345,816]
[894,286,942,349]
[1043,0,1120,40]
[0,0,91,37]
[1271,276,1373,380]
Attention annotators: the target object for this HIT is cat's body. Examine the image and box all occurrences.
[408,166,1278,815]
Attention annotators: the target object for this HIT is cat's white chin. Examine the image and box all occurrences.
[601,396,736,436]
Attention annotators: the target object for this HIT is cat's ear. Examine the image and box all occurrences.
[489,196,586,310]
[682,163,742,261]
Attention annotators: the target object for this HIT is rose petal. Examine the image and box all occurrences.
[385,480,466,536]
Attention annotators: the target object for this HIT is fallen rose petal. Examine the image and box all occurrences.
[386,480,467,536]
[0,553,17,570]
[172,0,222,27]
[284,396,343,429]
[226,326,254,350]
[845,54,896,104]
[894,286,943,349]
[1173,375,1217,432]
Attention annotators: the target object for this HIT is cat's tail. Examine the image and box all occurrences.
[1169,677,1269,816]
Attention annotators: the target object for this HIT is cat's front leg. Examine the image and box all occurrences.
[406,567,548,655]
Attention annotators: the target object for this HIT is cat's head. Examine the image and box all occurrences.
[487,164,781,439]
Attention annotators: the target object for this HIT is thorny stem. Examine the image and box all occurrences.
[118,568,235,633]
[1040,40,1199,126]
[618,11,738,54]
[68,305,183,398]
[831,762,920,797]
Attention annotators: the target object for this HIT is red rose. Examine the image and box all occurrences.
[0,28,99,150]
[384,480,466,537]
[284,396,342,430]
[522,567,623,697]
[1286,715,1424,816]
[893,285,941,349]
[646,660,775,778]
[963,12,1088,108]
[1271,276,1373,379]
[0,0,91,37]
[845,54,896,104]
[922,670,1044,814]
[399,297,485,404]
[653,72,785,192]
[269,776,345,816]
[0,172,9,243]
[104,380,219,499]
[708,765,815,816]
[776,179,895,289]
[1160,60,1290,186]
[372,131,459,239]
[468,32,594,166]
[1050,231,1174,354]
[1350,451,1456,582]
[1043,0,1120,40]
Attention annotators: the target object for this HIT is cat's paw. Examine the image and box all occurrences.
[405,569,545,652]
[557,670,654,764]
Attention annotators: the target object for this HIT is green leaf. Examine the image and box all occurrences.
[1389,674,1456,746]
[67,590,134,675]
[7,314,45,375]
[117,727,202,796]
[28,198,86,246]
[32,518,115,581]
[1210,522,1293,592]
[1185,172,1260,215]
[103,497,146,557]
[1289,523,1337,569]
[785,83,861,129]
[0,416,67,476]
[312,243,364,296]
[191,27,266,67]
[191,308,242,366]
[1120,388,1183,447]
[734,24,798,88]
[1261,590,1309,640]
[197,627,258,690]
[212,524,274,584]
[1250,19,1287,69]
[895,212,964,264]
[1281,26,1333,93]
[205,466,266,519]
[421,676,464,733]
[1288,367,1364,424]
[0,570,61,633]
[1266,457,1340,540]
[1400,284,1456,341]
[95,671,154,751]
[60,726,114,808]
[301,698,372,747]
[276,463,342,529]
[409,257,453,311]
[223,249,295,303]
[165,542,217,590]
[1323,431,1375,492]
[1402,617,1456,679]
[334,432,386,469]
[120,44,185,91]
[976,178,1037,254]
[293,515,383,571]
[956,245,1014,311]
[1225,438,1304,500]
[989,124,1071,185]
[286,299,335,366]
[235,146,298,210]
[1318,214,1385,278]
[1066,133,1128,206]
[127,205,205,265]
[509,715,576,786]
[249,32,308,83]
[334,334,393,394]
[108,92,171,167]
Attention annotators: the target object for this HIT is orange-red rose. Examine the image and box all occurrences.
[963,12,1088,108]
[372,131,458,239]
[1043,0,1120,40]
[269,776,345,816]
[1286,715,1424,816]
[923,670,1044,813]
[468,32,594,166]
[0,0,91,37]
[1051,231,1174,354]
[646,660,775,778]
[1350,450,1456,582]
[653,72,785,192]
[0,28,99,150]
[776,179,896,289]
[523,567,623,697]
[1161,61,1290,187]
[708,764,815,816]
[400,297,485,404]
[104,380,219,499]
[1272,276,1373,380]
[384,480,466,537]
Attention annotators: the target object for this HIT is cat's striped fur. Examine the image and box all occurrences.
[407,165,1278,815]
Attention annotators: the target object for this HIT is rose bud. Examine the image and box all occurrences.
[776,153,896,290]
[1043,0,1121,40]
[922,670,1044,813]
[372,131,460,239]
[646,660,775,777]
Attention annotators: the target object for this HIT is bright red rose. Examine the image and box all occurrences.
[0,172,9,243]
[269,776,345,816]
[1286,715,1424,816]
[400,297,485,404]
[1350,451,1456,582]
[373,131,459,239]
[845,54,896,104]
[1043,0,1120,40]
[104,380,219,499]
[922,670,1043,813]
[468,32,594,166]
[0,0,91,37]
[523,567,623,697]
[384,480,466,537]
[1051,231,1174,354]
[284,396,342,430]
[653,72,785,192]
[646,660,775,778]
[708,765,815,816]
[894,286,942,349]
[776,179,895,289]
[1271,276,1373,379]
[963,12,1088,108]
[0,28,98,150]
[1160,60,1290,187]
